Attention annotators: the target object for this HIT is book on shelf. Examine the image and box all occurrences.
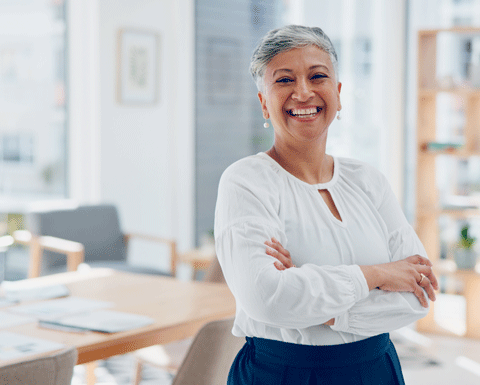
[423,142,464,152]
[441,195,480,211]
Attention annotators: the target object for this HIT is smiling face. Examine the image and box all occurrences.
[258,45,342,148]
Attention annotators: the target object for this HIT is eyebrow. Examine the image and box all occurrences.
[272,64,330,77]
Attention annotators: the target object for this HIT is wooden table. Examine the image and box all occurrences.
[1,268,236,366]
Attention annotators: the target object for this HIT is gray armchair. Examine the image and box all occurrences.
[14,204,177,278]
[171,318,243,385]
[0,347,77,385]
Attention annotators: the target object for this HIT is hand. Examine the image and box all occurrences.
[264,237,295,270]
[362,254,439,308]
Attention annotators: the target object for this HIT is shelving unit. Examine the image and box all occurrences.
[415,28,480,338]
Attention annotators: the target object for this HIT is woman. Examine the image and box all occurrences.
[214,25,438,385]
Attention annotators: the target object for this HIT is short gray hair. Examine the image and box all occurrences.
[250,25,339,92]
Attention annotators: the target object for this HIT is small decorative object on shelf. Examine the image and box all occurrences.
[453,224,477,270]
[422,142,463,152]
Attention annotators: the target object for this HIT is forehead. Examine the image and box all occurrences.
[265,45,333,76]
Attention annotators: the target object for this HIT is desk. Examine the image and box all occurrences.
[179,246,216,280]
[1,269,236,365]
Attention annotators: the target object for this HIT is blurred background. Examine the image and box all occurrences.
[4,0,480,383]
[2,0,480,341]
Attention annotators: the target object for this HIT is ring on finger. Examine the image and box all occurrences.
[418,273,426,285]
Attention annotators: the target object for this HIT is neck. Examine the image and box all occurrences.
[266,140,333,185]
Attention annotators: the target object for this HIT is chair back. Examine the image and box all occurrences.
[172,318,244,385]
[27,204,126,274]
[0,347,77,385]
[203,257,226,283]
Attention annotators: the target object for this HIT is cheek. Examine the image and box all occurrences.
[270,92,290,110]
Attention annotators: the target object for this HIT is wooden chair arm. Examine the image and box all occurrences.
[124,233,178,276]
[13,230,85,278]
[40,236,84,254]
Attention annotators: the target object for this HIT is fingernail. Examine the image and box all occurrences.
[271,237,278,243]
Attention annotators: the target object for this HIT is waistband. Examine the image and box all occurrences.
[247,333,390,368]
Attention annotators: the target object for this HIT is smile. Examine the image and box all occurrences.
[287,107,322,118]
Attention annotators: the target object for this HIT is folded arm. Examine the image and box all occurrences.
[268,237,437,335]
[216,222,369,329]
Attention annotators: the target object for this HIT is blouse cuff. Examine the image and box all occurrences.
[331,312,349,332]
[349,264,369,302]
[330,265,369,333]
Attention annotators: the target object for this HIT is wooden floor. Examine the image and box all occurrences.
[400,331,480,385]
[68,330,480,385]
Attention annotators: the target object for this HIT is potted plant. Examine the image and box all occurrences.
[453,224,477,270]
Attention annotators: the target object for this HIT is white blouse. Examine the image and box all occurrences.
[214,152,429,346]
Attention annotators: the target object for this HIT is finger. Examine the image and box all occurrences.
[418,276,436,302]
[274,261,286,271]
[406,254,432,267]
[265,246,293,267]
[270,238,291,258]
[265,239,283,253]
[413,286,428,308]
[425,269,439,291]
[323,318,335,326]
[265,240,292,262]
[416,264,438,290]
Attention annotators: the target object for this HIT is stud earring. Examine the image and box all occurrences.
[336,111,341,120]
[263,120,270,128]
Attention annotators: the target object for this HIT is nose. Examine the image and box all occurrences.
[292,78,314,101]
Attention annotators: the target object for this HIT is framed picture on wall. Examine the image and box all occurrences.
[117,29,159,104]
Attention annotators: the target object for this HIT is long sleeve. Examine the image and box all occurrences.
[331,170,429,336]
[215,161,369,330]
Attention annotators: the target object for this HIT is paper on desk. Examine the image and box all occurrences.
[8,297,114,320]
[0,298,17,308]
[0,331,65,361]
[1,284,70,302]
[0,311,36,329]
[44,310,155,333]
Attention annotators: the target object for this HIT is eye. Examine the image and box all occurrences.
[311,74,327,80]
[276,77,293,83]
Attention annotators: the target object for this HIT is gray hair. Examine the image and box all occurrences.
[250,25,339,92]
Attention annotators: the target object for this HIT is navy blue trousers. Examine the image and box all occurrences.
[227,334,405,385]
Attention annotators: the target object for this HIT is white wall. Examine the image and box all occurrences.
[97,0,195,270]
[69,0,101,203]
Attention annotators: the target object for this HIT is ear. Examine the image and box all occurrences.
[336,82,342,111]
[257,91,269,119]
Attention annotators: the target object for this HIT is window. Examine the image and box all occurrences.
[0,0,68,199]
[286,0,406,199]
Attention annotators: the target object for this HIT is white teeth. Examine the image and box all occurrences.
[291,107,319,116]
